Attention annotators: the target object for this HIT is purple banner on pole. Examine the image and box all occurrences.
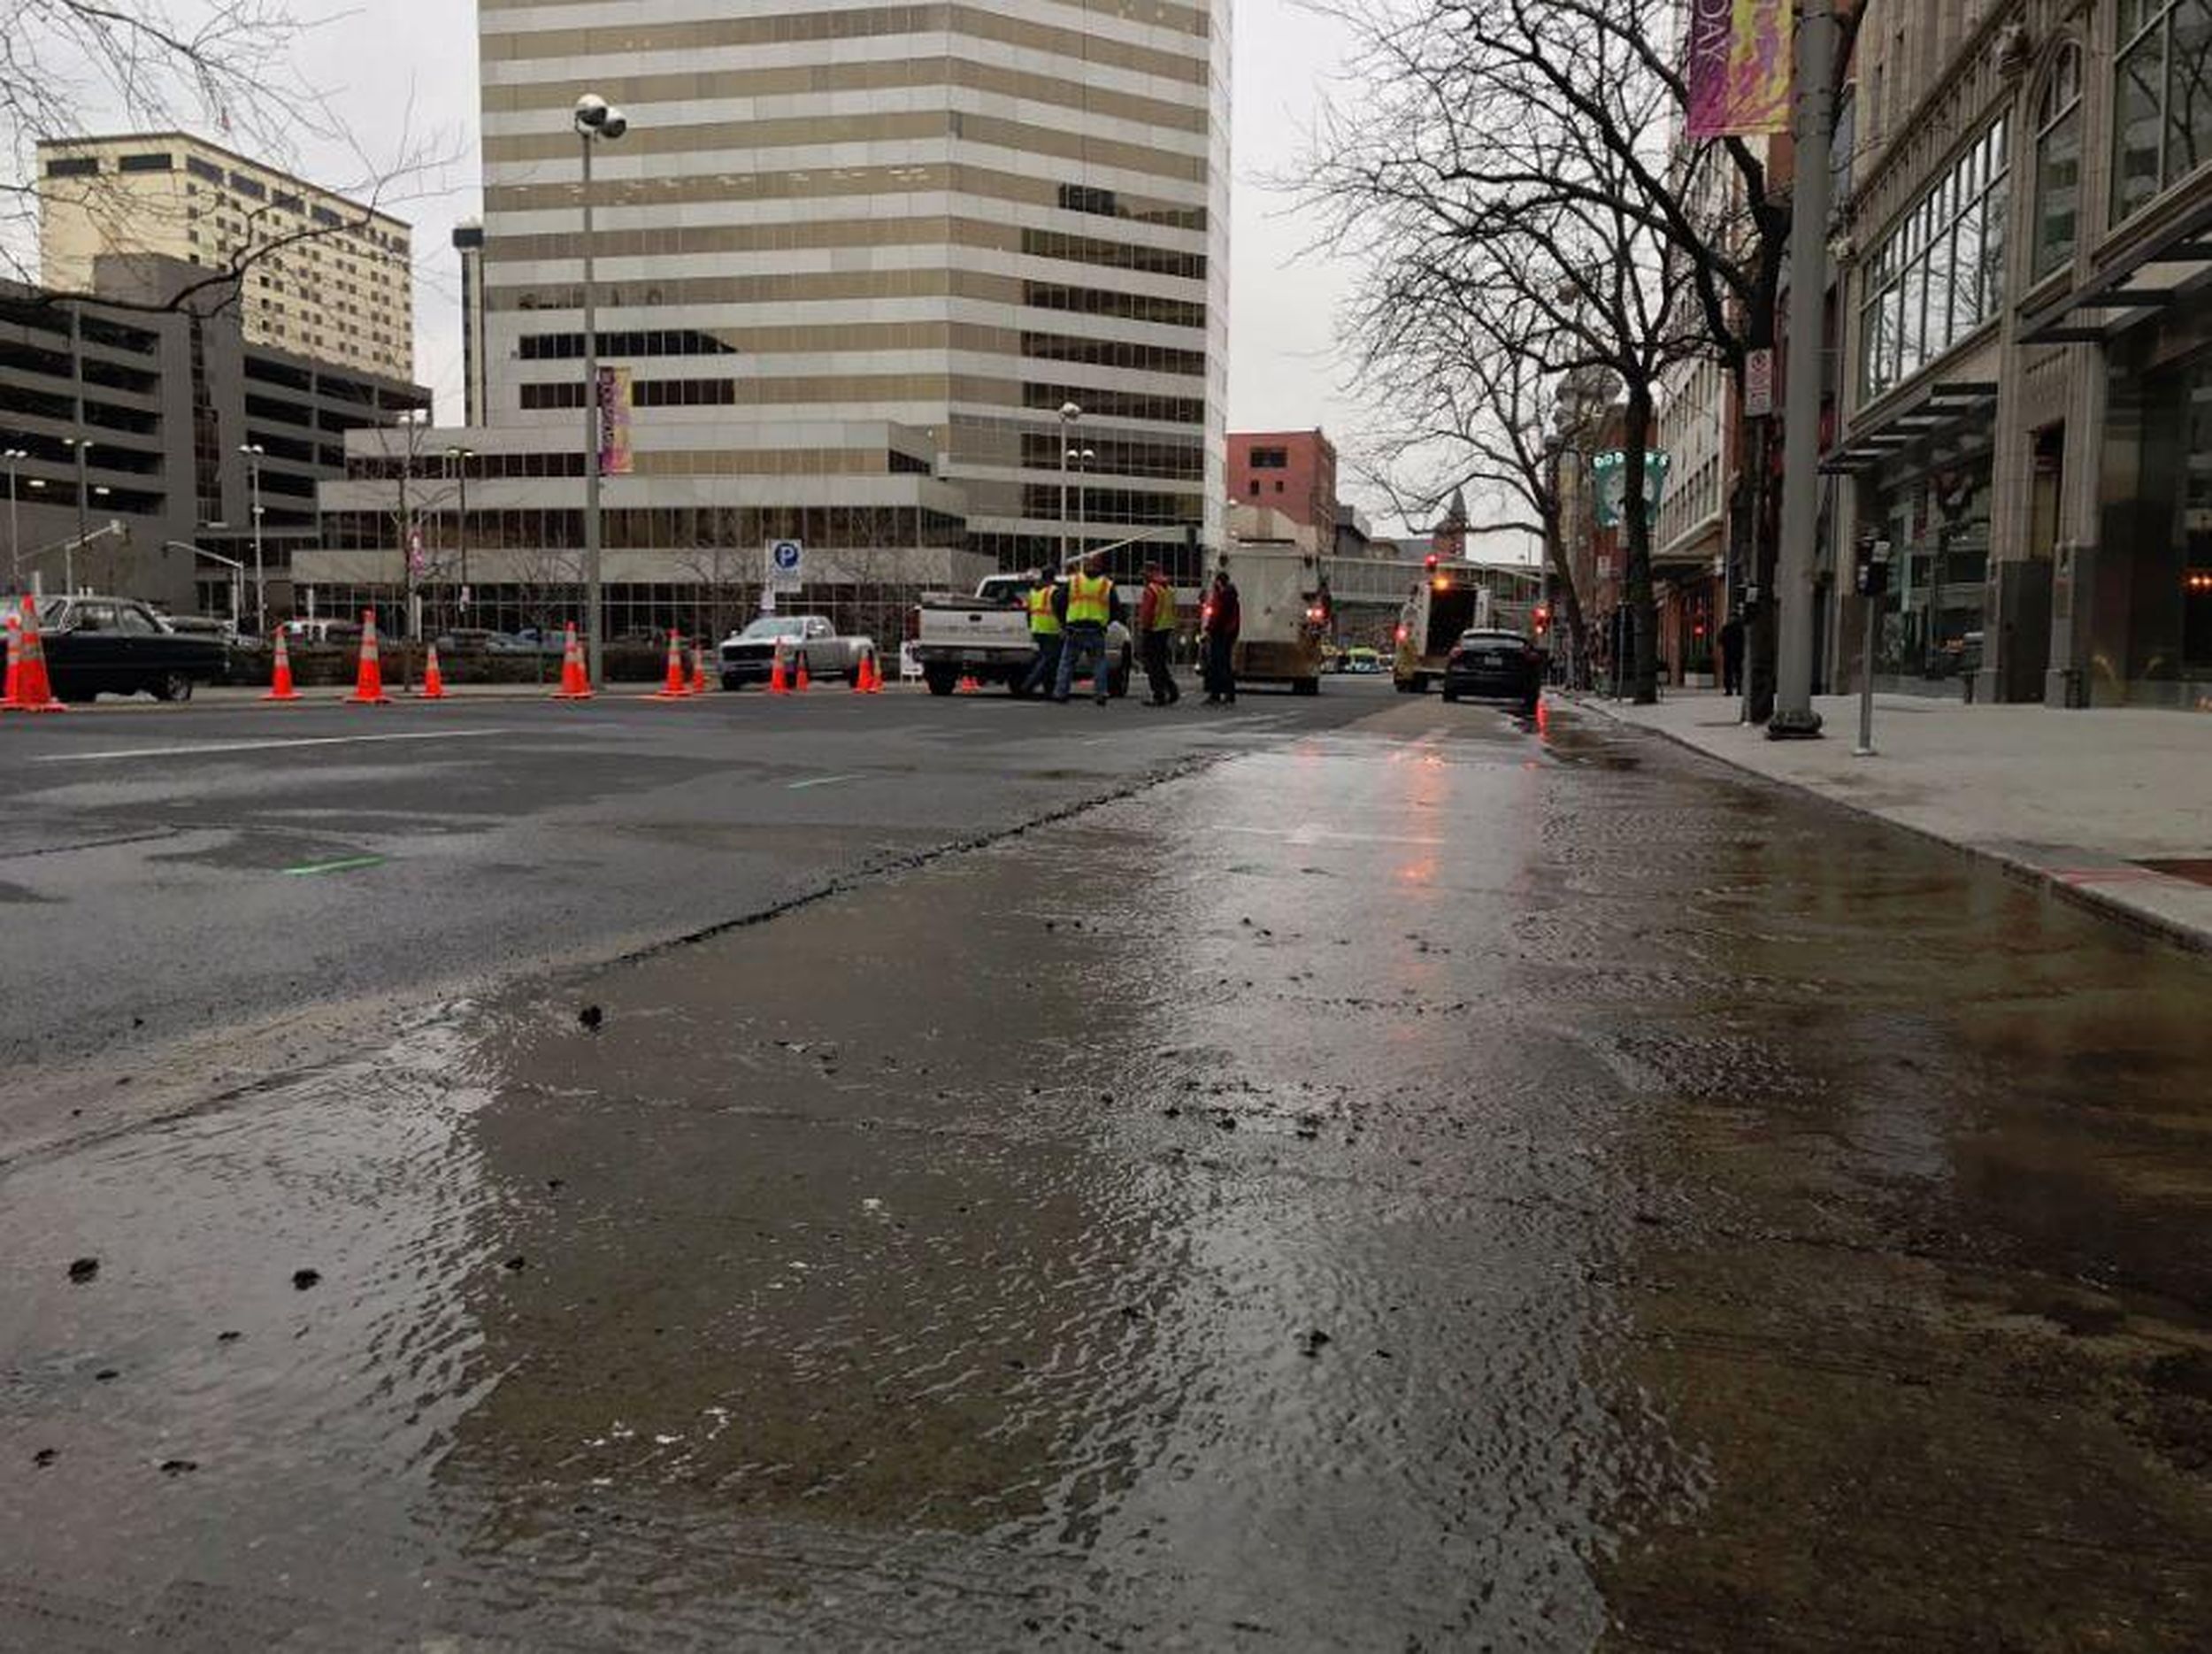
[1686,0,1793,141]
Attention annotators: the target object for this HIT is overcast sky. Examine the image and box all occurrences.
[66,2,1435,538]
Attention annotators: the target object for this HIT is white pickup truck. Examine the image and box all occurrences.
[908,573,1132,697]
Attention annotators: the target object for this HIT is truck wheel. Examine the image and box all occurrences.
[1394,676,1423,695]
[1440,686,1459,704]
[153,672,195,704]
[1292,676,1319,697]
[924,665,957,696]
[721,675,743,692]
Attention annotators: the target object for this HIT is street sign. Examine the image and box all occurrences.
[1746,348,1775,418]
[765,537,803,593]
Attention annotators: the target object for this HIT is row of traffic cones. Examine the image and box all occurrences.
[767,645,887,696]
[9,604,876,712]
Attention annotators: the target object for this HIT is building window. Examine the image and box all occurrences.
[1858,114,2009,402]
[119,152,173,173]
[45,156,99,178]
[2034,45,2084,279]
[2114,0,2212,227]
[1249,447,1288,468]
[1247,480,1260,496]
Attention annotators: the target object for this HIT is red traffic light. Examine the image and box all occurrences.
[1424,553,1440,571]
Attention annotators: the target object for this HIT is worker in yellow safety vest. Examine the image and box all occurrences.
[1137,562,1181,706]
[1018,569,1063,698]
[1054,554,1117,704]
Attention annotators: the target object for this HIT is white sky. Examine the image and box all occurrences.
[49,1,1433,538]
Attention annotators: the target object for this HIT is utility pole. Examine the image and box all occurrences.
[3,449,25,593]
[65,437,91,592]
[575,93,630,688]
[1770,0,1833,740]
[240,443,267,636]
[1057,401,1082,569]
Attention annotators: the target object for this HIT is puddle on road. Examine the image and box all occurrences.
[4,705,2211,1647]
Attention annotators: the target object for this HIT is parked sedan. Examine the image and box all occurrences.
[1440,627,1543,715]
[38,596,230,703]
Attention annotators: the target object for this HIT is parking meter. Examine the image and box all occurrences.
[1855,537,1892,596]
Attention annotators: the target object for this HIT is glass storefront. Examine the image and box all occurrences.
[2101,342,2212,696]
[1871,457,1992,686]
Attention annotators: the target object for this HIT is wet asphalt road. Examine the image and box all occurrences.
[4,685,2212,1650]
[0,681,1374,1084]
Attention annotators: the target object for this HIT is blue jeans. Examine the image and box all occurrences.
[1020,633,1063,696]
[1055,622,1110,702]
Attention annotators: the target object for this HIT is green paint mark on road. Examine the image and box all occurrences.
[787,774,862,791]
[281,855,388,878]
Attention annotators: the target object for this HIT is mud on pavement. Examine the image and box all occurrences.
[4,704,2211,1650]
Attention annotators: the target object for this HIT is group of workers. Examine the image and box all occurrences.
[1021,557,1241,706]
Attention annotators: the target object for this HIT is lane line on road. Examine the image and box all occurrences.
[282,855,388,878]
[28,729,512,764]
[787,773,864,790]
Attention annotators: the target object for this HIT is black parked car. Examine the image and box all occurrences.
[38,596,230,703]
[1440,627,1543,715]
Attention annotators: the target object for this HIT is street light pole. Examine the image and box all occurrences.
[64,437,91,592]
[575,93,630,688]
[447,446,474,619]
[3,448,25,593]
[240,443,267,637]
[1058,400,1081,569]
[1770,0,1834,740]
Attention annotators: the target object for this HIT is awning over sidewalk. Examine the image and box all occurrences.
[2019,189,2212,346]
[1823,380,1999,476]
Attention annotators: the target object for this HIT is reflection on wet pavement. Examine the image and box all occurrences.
[4,700,2210,1648]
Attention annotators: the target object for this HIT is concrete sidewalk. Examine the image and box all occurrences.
[1566,688,2212,951]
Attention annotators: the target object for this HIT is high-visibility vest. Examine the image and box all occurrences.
[1148,583,1179,632]
[1066,572,1111,627]
[1027,583,1062,636]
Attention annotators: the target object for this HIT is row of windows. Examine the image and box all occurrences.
[1859,116,2008,402]
[495,271,1206,331]
[1019,484,1203,524]
[1017,430,1205,481]
[520,379,740,409]
[1020,332,1207,377]
[1023,282,1206,328]
[1022,381,1206,425]
[520,329,739,360]
[321,504,971,554]
[479,4,1212,76]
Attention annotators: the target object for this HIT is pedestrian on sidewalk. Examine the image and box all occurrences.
[1138,562,1181,705]
[1201,567,1240,704]
[1018,568,1063,698]
[1054,554,1116,705]
[1720,613,1745,696]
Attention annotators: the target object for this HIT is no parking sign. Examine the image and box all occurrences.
[765,538,803,593]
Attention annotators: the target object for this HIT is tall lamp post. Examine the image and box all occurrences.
[3,448,26,593]
[1057,400,1082,570]
[446,444,475,626]
[575,92,630,687]
[1066,442,1095,566]
[239,443,267,636]
[61,436,92,591]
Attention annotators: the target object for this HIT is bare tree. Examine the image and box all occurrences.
[4,2,461,327]
[1308,2,1697,701]
[1308,0,1862,718]
[1345,271,1603,681]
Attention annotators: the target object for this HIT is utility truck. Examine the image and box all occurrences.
[1215,542,1327,696]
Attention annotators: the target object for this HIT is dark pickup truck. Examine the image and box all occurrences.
[38,596,230,703]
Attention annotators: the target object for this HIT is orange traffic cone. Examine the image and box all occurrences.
[850,650,872,695]
[11,598,65,713]
[554,621,593,700]
[348,610,391,704]
[687,644,708,696]
[867,650,887,693]
[769,646,789,696]
[418,641,448,699]
[265,627,301,702]
[958,673,981,694]
[651,629,687,701]
[794,652,811,694]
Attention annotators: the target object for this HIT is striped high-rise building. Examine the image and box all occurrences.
[317,1,1229,630]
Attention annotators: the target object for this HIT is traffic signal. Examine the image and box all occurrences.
[1532,604,1550,636]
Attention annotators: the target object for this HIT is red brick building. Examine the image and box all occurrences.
[1228,429,1337,545]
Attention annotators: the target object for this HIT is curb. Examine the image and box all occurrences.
[1557,693,2212,958]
